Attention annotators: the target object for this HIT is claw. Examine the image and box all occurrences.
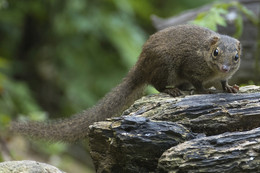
[163,88,183,97]
[224,84,239,93]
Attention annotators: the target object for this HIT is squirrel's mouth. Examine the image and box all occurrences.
[208,61,231,74]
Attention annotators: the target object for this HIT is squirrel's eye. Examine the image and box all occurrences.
[213,49,219,57]
[234,53,239,61]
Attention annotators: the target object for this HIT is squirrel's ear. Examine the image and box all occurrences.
[209,36,219,46]
[237,41,241,51]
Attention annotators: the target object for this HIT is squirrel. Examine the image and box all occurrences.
[10,24,241,142]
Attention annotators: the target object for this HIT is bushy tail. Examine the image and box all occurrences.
[10,65,146,142]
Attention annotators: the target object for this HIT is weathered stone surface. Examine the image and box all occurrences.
[0,160,65,173]
[89,116,195,172]
[89,85,260,172]
[158,127,260,173]
[124,87,260,135]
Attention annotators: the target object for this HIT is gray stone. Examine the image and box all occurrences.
[0,160,65,173]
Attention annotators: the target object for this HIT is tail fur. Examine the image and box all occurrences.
[10,64,146,142]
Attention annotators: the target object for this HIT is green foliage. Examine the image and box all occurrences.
[32,140,67,155]
[191,6,228,31]
[0,0,7,9]
[51,1,147,113]
[0,57,8,87]
[190,1,259,38]
[0,56,43,119]
[0,80,46,120]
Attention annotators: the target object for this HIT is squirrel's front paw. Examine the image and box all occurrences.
[224,84,239,93]
[163,88,183,97]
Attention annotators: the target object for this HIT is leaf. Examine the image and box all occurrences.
[190,6,228,31]
[190,1,258,34]
[0,114,11,126]
[233,14,243,38]
[0,57,9,69]
[195,12,207,20]
[0,0,8,9]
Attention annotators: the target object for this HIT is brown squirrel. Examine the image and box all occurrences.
[11,25,241,142]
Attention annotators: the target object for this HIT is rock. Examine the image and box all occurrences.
[88,85,260,172]
[89,116,195,172]
[0,160,65,173]
[158,127,260,173]
[124,90,260,136]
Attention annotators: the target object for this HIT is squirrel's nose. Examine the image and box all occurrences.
[221,65,230,73]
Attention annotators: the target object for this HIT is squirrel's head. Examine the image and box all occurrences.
[206,35,241,76]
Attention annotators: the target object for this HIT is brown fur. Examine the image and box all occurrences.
[10,25,241,142]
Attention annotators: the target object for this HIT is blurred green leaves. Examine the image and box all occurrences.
[0,57,8,85]
[191,6,228,31]
[0,79,46,121]
[0,0,7,9]
[50,0,147,113]
[0,55,45,130]
[190,1,259,38]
